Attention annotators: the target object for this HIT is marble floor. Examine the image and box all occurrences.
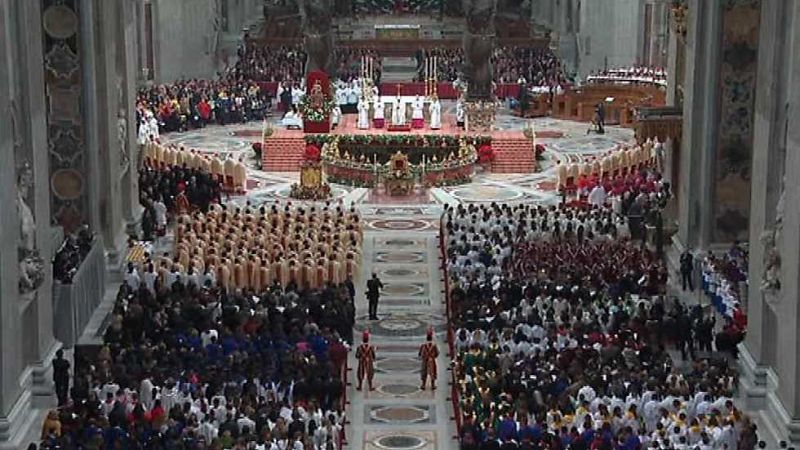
[157,112,636,449]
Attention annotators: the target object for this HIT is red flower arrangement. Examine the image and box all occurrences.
[478,144,495,163]
[304,143,321,162]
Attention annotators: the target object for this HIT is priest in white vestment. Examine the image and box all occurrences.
[429,96,442,130]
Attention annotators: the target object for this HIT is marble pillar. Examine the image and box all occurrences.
[675,0,761,251]
[0,0,60,445]
[675,0,722,251]
[81,0,137,267]
[739,0,800,444]
[118,0,144,237]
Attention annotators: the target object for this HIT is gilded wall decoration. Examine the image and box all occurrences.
[42,0,87,232]
[713,0,761,242]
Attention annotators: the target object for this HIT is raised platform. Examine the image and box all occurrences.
[263,114,536,173]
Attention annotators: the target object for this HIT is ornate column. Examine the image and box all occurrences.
[0,0,60,442]
[739,0,800,444]
[118,0,143,236]
[708,0,761,243]
[674,0,722,252]
[83,0,132,266]
[665,0,687,107]
[42,0,91,232]
[299,0,333,75]
[0,2,26,426]
[10,0,58,403]
[462,0,497,132]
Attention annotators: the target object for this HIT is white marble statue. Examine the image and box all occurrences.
[392,97,405,125]
[16,164,44,294]
[118,109,129,167]
[456,100,465,125]
[761,176,786,297]
[357,97,370,129]
[429,97,442,130]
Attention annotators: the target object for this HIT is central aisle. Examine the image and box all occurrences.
[345,210,455,450]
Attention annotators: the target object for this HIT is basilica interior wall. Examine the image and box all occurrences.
[739,0,800,444]
[151,0,224,82]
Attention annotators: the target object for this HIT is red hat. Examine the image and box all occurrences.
[363,330,370,342]
[427,327,433,340]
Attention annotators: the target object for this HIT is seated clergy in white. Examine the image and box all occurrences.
[281,107,302,129]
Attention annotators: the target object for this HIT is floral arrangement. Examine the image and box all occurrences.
[309,133,489,164]
[299,91,335,122]
[478,144,495,163]
[304,143,321,162]
[289,183,331,200]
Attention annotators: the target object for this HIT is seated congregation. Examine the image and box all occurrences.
[442,202,754,450]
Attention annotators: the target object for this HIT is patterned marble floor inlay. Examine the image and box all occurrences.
[367,219,436,232]
[367,405,434,424]
[366,431,435,450]
[374,252,427,264]
[374,356,420,374]
[380,267,426,278]
[355,312,446,337]
[380,383,422,396]
[381,282,427,297]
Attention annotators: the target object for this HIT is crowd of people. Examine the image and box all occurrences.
[586,66,667,87]
[167,201,363,294]
[442,201,755,450]
[416,46,568,87]
[700,244,748,351]
[136,79,270,134]
[52,226,96,284]
[138,158,223,242]
[229,43,307,84]
[42,254,353,449]
[333,48,382,83]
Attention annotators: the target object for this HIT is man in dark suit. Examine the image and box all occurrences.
[366,272,383,320]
